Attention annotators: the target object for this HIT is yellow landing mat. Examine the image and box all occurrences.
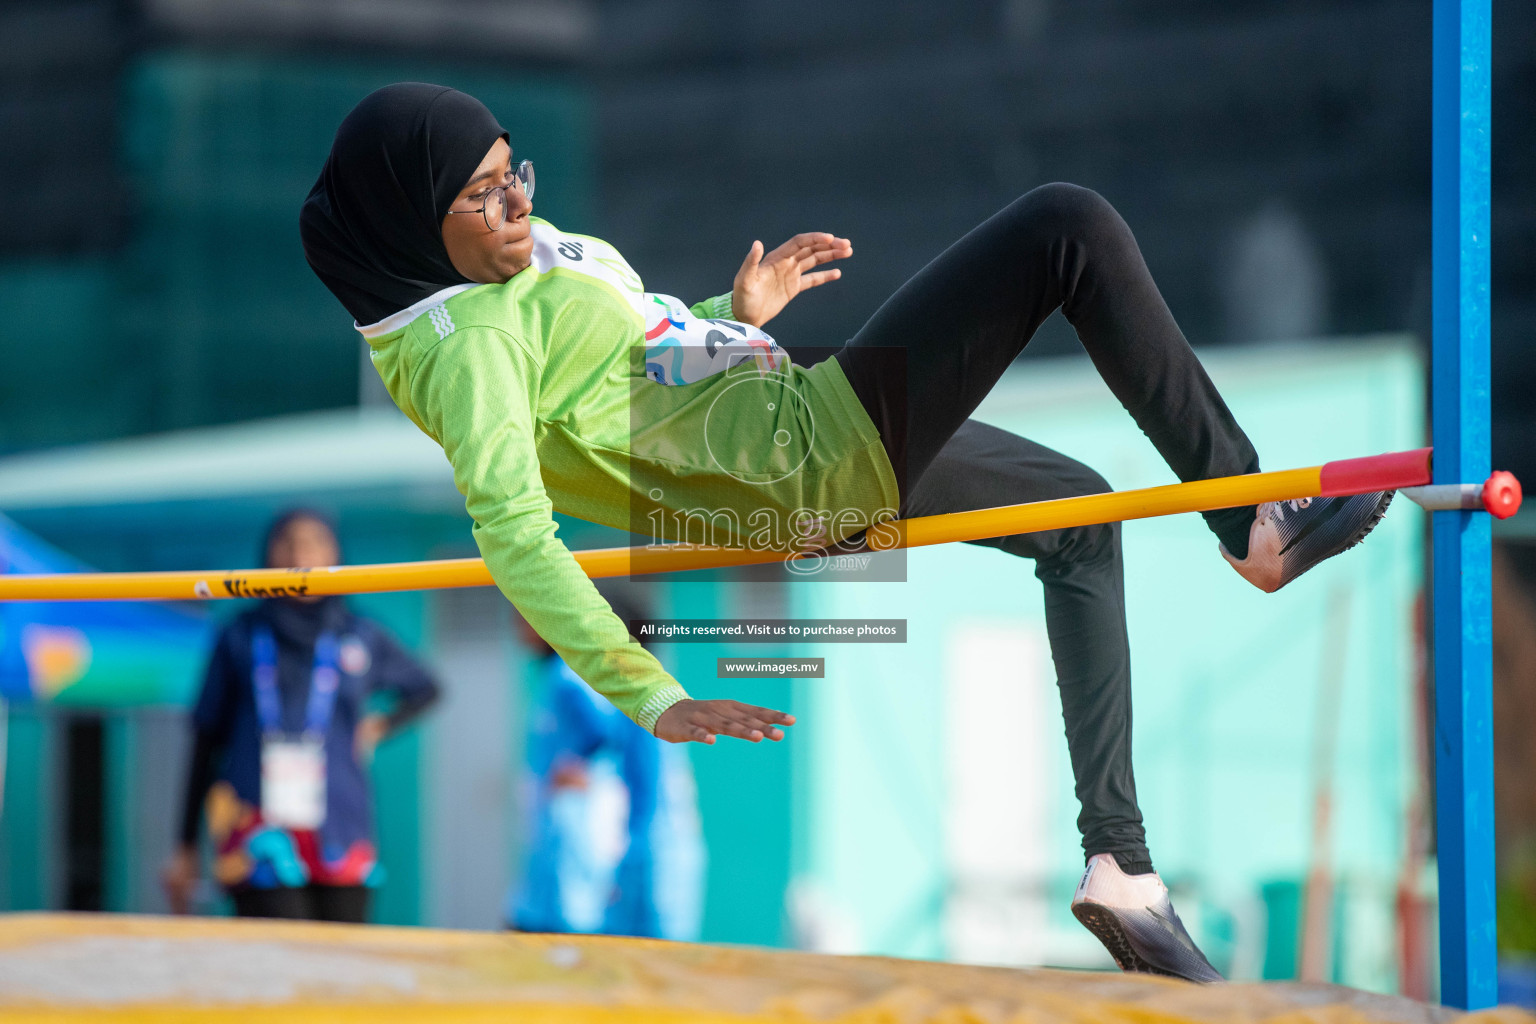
[0,913,1529,1024]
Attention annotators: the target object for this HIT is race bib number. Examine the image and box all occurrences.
[261,736,327,830]
[639,294,786,385]
[529,223,788,386]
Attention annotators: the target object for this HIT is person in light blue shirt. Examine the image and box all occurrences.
[507,595,704,939]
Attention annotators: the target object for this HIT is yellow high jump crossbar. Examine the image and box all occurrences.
[0,448,1520,603]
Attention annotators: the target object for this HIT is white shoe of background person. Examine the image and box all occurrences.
[1070,853,1224,983]
[1222,491,1394,593]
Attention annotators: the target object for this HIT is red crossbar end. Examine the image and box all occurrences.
[1318,447,1434,497]
[1483,471,1522,519]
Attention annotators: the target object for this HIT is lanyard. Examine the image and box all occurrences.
[251,624,341,739]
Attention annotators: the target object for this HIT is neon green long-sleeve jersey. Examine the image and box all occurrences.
[359,218,899,732]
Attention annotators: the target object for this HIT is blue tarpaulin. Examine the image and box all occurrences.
[0,516,209,706]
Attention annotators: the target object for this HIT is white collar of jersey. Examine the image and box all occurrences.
[355,283,481,339]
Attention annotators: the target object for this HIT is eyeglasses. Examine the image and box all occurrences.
[446,159,534,231]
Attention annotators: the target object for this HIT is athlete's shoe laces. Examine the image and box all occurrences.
[1071,854,1223,983]
[1221,491,1394,593]
[1261,497,1308,525]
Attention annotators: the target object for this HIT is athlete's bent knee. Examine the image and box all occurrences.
[1012,182,1122,240]
[1056,465,1119,562]
[1059,462,1112,501]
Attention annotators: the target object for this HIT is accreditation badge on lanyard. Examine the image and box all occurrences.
[252,626,342,831]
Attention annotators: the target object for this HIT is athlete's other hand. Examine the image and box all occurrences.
[654,698,796,745]
[732,232,851,328]
[354,712,389,766]
[161,845,199,915]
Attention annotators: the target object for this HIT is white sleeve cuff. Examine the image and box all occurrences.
[635,684,690,734]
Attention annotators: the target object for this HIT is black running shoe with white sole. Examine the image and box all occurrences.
[1071,854,1224,983]
[1221,491,1394,593]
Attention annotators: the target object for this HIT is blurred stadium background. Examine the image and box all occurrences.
[0,0,1533,1004]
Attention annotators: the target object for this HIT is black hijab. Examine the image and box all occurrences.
[300,83,508,325]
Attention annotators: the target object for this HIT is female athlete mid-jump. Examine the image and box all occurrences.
[300,84,1392,981]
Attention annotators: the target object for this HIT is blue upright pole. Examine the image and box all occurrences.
[1431,0,1495,1009]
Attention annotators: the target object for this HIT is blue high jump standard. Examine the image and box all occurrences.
[1432,0,1495,1009]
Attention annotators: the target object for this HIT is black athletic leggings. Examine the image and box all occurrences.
[833,183,1260,866]
[232,884,371,923]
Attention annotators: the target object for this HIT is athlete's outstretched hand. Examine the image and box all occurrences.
[654,698,796,745]
[731,232,852,328]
